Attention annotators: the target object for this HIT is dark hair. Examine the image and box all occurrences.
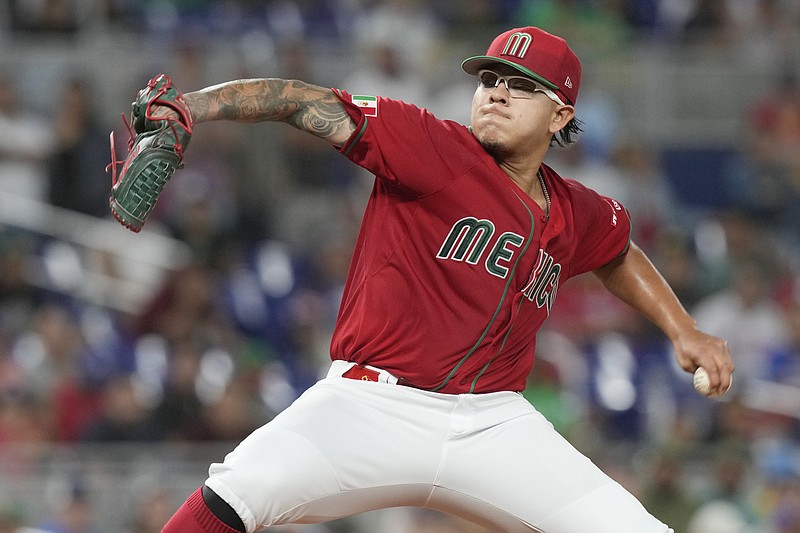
[551,116,583,147]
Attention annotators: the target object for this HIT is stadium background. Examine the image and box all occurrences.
[0,1,799,532]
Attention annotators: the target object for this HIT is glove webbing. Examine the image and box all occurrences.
[109,151,179,232]
[121,159,173,216]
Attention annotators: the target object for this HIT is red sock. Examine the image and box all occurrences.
[162,487,244,533]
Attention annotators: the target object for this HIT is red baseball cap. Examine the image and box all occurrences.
[462,27,581,105]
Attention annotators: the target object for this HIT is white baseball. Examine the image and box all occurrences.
[693,367,712,395]
[693,367,731,396]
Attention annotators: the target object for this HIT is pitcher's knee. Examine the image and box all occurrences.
[202,485,246,532]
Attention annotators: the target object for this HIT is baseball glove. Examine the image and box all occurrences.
[107,74,193,232]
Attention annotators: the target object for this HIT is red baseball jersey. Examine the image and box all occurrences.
[329,90,631,394]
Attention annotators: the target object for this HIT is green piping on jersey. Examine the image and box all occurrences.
[468,193,535,392]
[342,118,368,157]
[470,295,526,392]
[431,191,536,392]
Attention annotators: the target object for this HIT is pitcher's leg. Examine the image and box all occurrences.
[203,379,452,531]
[431,394,672,533]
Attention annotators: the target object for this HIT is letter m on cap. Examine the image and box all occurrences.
[502,32,532,59]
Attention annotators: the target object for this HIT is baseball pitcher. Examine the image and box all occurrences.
[111,26,734,533]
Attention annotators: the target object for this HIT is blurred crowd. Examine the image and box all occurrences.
[1,0,800,532]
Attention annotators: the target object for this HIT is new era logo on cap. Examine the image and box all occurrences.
[462,26,582,105]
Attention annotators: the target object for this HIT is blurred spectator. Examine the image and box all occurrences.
[709,444,756,512]
[0,76,55,202]
[522,354,581,436]
[148,338,204,440]
[9,0,79,34]
[711,395,773,442]
[692,256,789,380]
[268,40,359,254]
[772,480,800,533]
[9,304,102,442]
[547,141,628,202]
[544,270,643,346]
[276,40,356,189]
[751,443,800,532]
[0,391,51,462]
[135,263,222,345]
[620,0,663,35]
[351,0,441,80]
[159,157,240,264]
[197,378,263,442]
[644,0,696,42]
[568,81,622,163]
[98,0,138,30]
[639,449,701,532]
[610,142,676,248]
[686,500,748,533]
[681,0,734,48]
[748,70,800,167]
[123,486,174,533]
[340,37,429,106]
[648,231,705,315]
[729,0,800,67]
[0,233,41,337]
[79,374,157,442]
[691,210,787,294]
[427,66,477,125]
[764,299,800,386]
[687,443,758,532]
[257,360,299,417]
[744,71,800,242]
[284,288,335,384]
[46,77,110,218]
[37,479,97,533]
[150,42,243,256]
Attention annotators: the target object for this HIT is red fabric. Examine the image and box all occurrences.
[342,365,380,382]
[327,92,630,394]
[161,487,242,533]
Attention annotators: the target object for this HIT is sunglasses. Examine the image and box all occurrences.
[477,69,565,105]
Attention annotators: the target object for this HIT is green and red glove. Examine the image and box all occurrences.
[107,74,193,232]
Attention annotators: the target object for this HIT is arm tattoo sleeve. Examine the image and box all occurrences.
[185,79,355,145]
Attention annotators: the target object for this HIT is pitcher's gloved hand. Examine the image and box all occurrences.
[107,74,193,232]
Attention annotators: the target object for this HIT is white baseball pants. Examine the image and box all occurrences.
[204,361,673,533]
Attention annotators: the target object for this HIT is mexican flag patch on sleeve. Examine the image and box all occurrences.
[352,95,378,117]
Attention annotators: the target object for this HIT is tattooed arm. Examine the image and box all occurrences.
[177,78,355,147]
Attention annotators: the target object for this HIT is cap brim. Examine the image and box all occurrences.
[461,56,559,91]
